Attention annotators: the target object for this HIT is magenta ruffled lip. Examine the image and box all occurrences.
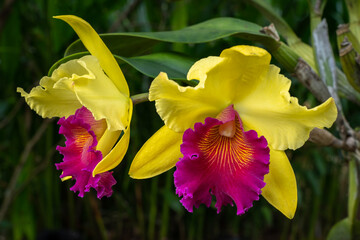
[174,105,270,215]
[56,106,116,199]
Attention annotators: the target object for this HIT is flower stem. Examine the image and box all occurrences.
[131,93,149,105]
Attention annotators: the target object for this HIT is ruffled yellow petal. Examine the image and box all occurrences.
[92,101,133,176]
[191,45,271,103]
[149,72,229,133]
[262,148,297,219]
[16,58,87,118]
[73,56,130,131]
[235,64,337,150]
[129,125,183,179]
[186,56,223,89]
[149,45,272,133]
[54,15,129,96]
[17,55,130,132]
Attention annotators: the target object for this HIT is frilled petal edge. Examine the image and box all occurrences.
[235,64,337,150]
[149,46,273,133]
[174,105,270,215]
[55,107,116,198]
[149,72,228,133]
[16,58,85,118]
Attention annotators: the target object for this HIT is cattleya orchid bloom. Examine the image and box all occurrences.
[17,15,132,198]
[129,45,337,218]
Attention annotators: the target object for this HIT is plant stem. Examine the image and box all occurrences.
[131,93,149,105]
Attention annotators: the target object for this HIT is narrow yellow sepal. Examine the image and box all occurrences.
[129,125,183,179]
[92,101,133,176]
[96,129,122,157]
[262,149,297,219]
[54,15,129,97]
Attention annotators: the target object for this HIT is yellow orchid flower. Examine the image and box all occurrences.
[17,15,132,198]
[129,45,337,218]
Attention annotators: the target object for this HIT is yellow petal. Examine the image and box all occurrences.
[129,125,183,179]
[96,129,121,157]
[92,128,130,176]
[92,101,133,176]
[149,45,272,133]
[186,56,223,89]
[149,72,228,132]
[235,64,337,150]
[73,56,130,131]
[262,149,297,219]
[206,45,271,103]
[54,15,129,96]
[17,58,86,118]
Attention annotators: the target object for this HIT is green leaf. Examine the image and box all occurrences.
[345,0,360,40]
[327,218,351,240]
[117,52,194,80]
[170,0,188,52]
[65,35,158,57]
[64,17,279,57]
[48,52,195,81]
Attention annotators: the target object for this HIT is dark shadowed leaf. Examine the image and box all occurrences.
[64,17,279,57]
[48,52,195,81]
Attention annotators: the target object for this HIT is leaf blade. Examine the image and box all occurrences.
[64,17,279,56]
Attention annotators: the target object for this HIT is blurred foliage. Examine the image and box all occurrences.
[0,0,358,239]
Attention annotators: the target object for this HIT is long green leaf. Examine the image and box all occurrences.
[65,35,158,57]
[64,17,279,57]
[48,52,195,80]
[120,52,194,80]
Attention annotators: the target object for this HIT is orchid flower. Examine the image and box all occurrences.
[17,15,132,198]
[129,45,337,218]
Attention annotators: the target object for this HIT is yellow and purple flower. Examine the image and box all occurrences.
[129,45,338,218]
[17,16,132,198]
[175,105,270,214]
[56,107,116,198]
